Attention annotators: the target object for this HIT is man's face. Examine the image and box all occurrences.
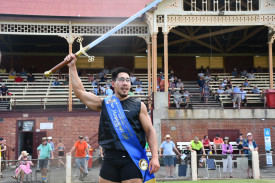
[112,72,130,98]
[247,135,253,140]
[241,88,244,91]
[194,137,199,142]
[47,139,51,143]
[42,140,47,145]
[79,138,84,143]
[166,138,171,142]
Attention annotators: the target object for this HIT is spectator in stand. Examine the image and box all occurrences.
[183,89,191,108]
[9,68,16,79]
[100,85,106,95]
[213,134,223,154]
[135,84,143,95]
[103,66,110,75]
[98,70,105,78]
[176,79,184,88]
[169,71,175,82]
[216,85,224,101]
[57,71,63,79]
[198,66,204,73]
[232,85,241,109]
[94,73,100,80]
[198,70,204,78]
[261,88,266,107]
[202,135,212,154]
[251,86,260,94]
[82,70,87,77]
[20,68,27,76]
[197,76,205,101]
[110,66,116,74]
[204,73,212,83]
[247,70,255,79]
[130,73,136,85]
[52,78,60,86]
[226,78,233,89]
[159,79,165,92]
[232,68,238,77]
[63,78,69,85]
[173,76,178,86]
[169,79,175,88]
[159,134,182,179]
[236,134,244,154]
[93,85,99,95]
[27,73,35,82]
[100,74,108,82]
[205,66,211,75]
[242,79,250,87]
[240,68,247,77]
[88,74,94,83]
[203,81,211,103]
[189,136,206,168]
[242,133,258,179]
[225,86,233,94]
[1,84,9,101]
[91,79,98,86]
[128,88,135,96]
[169,86,175,95]
[221,80,227,88]
[105,86,113,96]
[173,90,182,109]
[179,86,184,95]
[64,73,69,80]
[133,77,142,85]
[222,137,233,178]
[0,66,6,73]
[15,74,23,83]
[240,87,247,107]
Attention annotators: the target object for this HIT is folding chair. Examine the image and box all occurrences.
[205,158,221,178]
[16,162,33,182]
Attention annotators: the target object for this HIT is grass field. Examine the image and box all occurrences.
[158,180,275,183]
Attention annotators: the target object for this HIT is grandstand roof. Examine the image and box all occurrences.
[0,0,151,18]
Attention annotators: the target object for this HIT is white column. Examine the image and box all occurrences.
[252,151,260,179]
[66,153,72,183]
[164,33,169,93]
[191,151,197,181]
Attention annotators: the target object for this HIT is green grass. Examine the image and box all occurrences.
[158,180,275,183]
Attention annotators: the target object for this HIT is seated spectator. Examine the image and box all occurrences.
[240,68,247,76]
[0,66,6,73]
[98,70,105,78]
[88,74,94,82]
[198,66,204,73]
[242,79,250,87]
[213,134,223,154]
[205,66,211,75]
[20,68,27,76]
[204,73,212,83]
[173,91,182,109]
[202,135,212,154]
[213,75,218,81]
[221,80,227,88]
[91,79,99,86]
[106,81,112,88]
[9,68,16,79]
[105,86,113,96]
[100,85,106,94]
[176,79,184,88]
[247,70,255,79]
[52,78,60,86]
[64,73,69,80]
[261,88,266,107]
[103,66,110,75]
[198,71,204,78]
[93,85,99,95]
[27,73,35,82]
[173,77,178,86]
[183,89,191,107]
[94,73,100,80]
[135,84,143,95]
[216,85,224,101]
[197,76,205,101]
[1,84,9,101]
[169,86,175,95]
[159,79,165,92]
[15,74,23,83]
[203,81,211,103]
[225,86,233,94]
[63,78,69,85]
[236,134,244,154]
[226,79,233,88]
[232,85,241,109]
[100,74,108,82]
[240,87,247,107]
[169,79,175,88]
[130,73,136,85]
[189,136,206,168]
[133,77,142,86]
[251,86,260,94]
[169,71,175,82]
[179,86,184,95]
[57,71,63,79]
[128,88,135,96]
[232,68,238,77]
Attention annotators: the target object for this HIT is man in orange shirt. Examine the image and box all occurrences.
[213,134,224,154]
[68,136,89,181]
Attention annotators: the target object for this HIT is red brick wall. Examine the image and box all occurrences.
[161,119,275,154]
[0,114,100,160]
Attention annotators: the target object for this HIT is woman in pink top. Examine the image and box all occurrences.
[12,151,34,183]
[222,137,233,178]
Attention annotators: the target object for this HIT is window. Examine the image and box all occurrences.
[18,120,34,132]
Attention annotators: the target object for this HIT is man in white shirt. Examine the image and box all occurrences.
[135,84,143,95]
[130,73,136,84]
[176,79,184,88]
[216,85,224,101]
[240,87,247,107]
[246,70,255,79]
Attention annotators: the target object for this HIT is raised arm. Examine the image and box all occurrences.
[139,102,160,174]
[65,54,102,111]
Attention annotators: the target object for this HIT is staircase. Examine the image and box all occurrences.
[184,81,222,109]
[0,100,10,111]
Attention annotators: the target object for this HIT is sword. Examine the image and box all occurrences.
[44,0,162,77]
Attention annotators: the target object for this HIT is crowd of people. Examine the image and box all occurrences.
[159,133,258,179]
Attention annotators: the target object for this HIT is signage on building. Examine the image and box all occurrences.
[40,123,53,130]
[264,128,273,166]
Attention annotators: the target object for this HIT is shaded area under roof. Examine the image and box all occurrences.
[0,0,151,18]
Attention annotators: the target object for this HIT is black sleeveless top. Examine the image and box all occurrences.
[98,97,146,151]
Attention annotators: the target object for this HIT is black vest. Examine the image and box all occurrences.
[98,97,146,151]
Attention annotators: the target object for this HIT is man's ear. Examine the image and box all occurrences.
[111,80,115,88]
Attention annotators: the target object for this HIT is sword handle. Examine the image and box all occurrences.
[44,54,76,77]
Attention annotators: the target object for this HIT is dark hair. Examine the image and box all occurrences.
[215,134,220,137]
[111,67,130,81]
[204,135,208,139]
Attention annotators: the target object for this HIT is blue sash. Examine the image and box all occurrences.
[104,96,156,183]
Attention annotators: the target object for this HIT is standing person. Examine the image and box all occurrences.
[37,137,53,183]
[203,81,211,103]
[11,151,34,183]
[55,139,65,168]
[236,134,244,154]
[68,136,89,181]
[47,136,54,166]
[189,136,206,169]
[197,76,205,101]
[242,133,258,179]
[159,135,182,178]
[0,137,7,178]
[202,135,212,154]
[84,136,91,172]
[222,137,233,178]
[213,134,224,154]
[65,54,160,183]
[232,85,241,109]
